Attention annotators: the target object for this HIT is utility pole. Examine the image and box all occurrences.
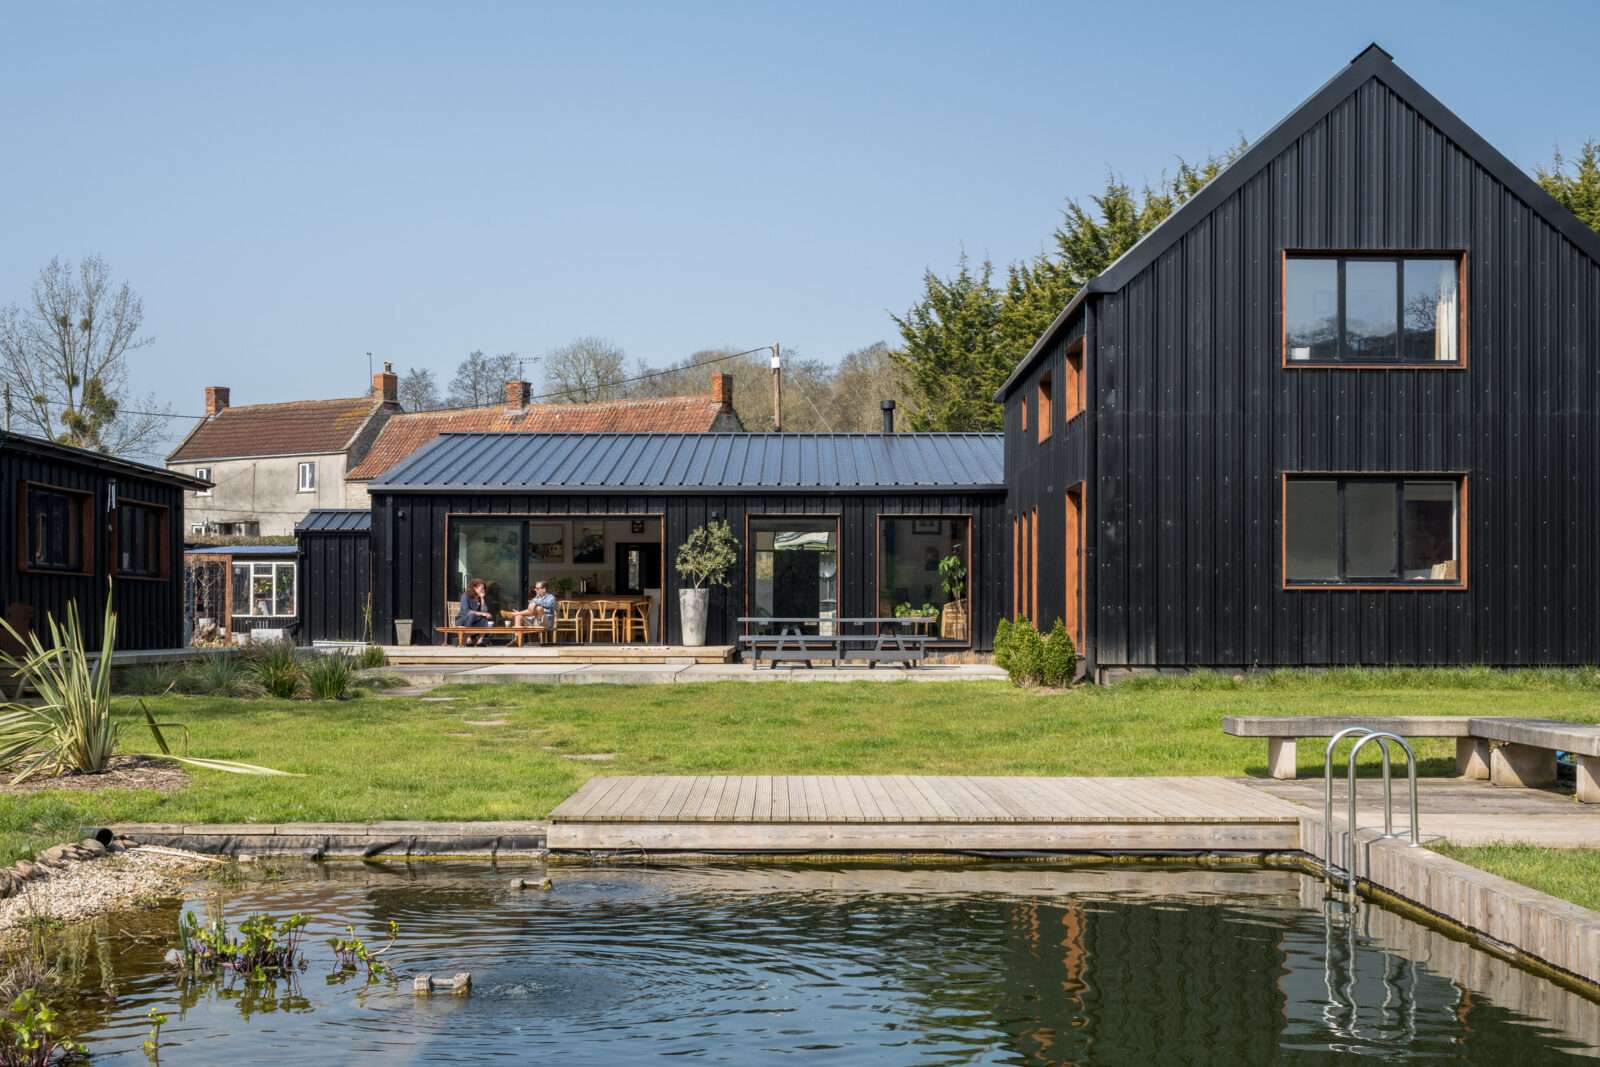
[770,342,783,432]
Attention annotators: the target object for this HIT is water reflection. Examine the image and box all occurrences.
[20,861,1597,1064]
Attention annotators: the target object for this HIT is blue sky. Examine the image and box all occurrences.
[1,1,1595,444]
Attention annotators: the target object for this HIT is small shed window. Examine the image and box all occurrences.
[19,483,91,573]
[1284,254,1462,365]
[1036,372,1053,443]
[116,501,168,578]
[232,561,296,616]
[1284,475,1465,587]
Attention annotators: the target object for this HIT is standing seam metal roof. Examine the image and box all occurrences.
[295,509,374,533]
[369,433,1005,492]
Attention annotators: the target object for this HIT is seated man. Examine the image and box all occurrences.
[511,581,559,629]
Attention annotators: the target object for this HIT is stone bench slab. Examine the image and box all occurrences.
[1222,715,1474,738]
[1469,718,1600,757]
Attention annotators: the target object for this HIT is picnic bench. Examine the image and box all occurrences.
[737,616,936,669]
[1224,714,1600,803]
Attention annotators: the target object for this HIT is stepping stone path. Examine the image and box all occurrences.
[562,753,617,762]
[463,719,510,727]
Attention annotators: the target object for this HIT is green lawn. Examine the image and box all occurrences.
[4,670,1598,870]
[1433,844,1600,912]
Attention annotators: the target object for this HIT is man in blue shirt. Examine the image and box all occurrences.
[514,580,559,631]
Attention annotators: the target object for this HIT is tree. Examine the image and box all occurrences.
[1537,141,1600,234]
[542,336,627,402]
[828,342,906,432]
[447,350,521,407]
[397,367,442,410]
[0,256,169,457]
[890,255,1008,431]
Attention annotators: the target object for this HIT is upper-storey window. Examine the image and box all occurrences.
[1284,254,1462,366]
[1065,337,1085,421]
[1036,372,1053,443]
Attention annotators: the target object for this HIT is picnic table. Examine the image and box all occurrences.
[737,616,937,669]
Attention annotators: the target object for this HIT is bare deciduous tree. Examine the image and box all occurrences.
[0,256,169,457]
[398,366,442,410]
[542,336,627,403]
[447,350,521,407]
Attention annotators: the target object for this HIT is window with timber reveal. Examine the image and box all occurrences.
[1036,372,1053,443]
[1283,475,1466,588]
[19,483,91,574]
[1283,253,1463,365]
[1065,338,1084,421]
[116,501,168,579]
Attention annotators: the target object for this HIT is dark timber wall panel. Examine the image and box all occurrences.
[298,532,372,643]
[1079,77,1600,667]
[371,490,1007,649]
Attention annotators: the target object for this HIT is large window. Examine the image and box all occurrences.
[1284,476,1464,587]
[232,561,296,616]
[450,520,523,618]
[20,483,90,574]
[878,517,970,644]
[748,517,838,632]
[1285,254,1462,365]
[116,501,168,578]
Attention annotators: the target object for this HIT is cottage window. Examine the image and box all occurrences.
[231,561,296,616]
[297,461,316,493]
[194,468,212,496]
[1284,475,1464,587]
[1284,254,1462,365]
[19,483,91,573]
[116,501,168,578]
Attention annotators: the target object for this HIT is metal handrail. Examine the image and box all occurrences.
[1323,728,1421,892]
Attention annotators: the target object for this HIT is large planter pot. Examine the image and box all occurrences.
[394,619,414,646]
[678,589,709,646]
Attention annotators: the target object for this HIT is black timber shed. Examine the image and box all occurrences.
[998,43,1600,676]
[366,432,1007,649]
[1,430,209,650]
[295,508,374,644]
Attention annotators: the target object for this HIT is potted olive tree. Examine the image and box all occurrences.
[674,519,737,646]
[938,552,967,641]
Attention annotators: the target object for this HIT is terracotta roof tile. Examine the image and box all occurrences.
[168,396,381,463]
[346,396,726,481]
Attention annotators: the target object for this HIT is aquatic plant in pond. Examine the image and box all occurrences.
[0,990,84,1067]
[327,920,398,983]
[173,912,309,981]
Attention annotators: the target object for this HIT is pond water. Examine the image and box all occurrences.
[35,860,1600,1064]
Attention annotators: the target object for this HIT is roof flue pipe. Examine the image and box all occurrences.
[881,399,896,434]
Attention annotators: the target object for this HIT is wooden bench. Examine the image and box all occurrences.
[1467,718,1600,801]
[1222,715,1476,780]
[737,617,936,669]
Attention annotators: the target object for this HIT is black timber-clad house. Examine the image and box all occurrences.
[365,432,1006,649]
[998,44,1600,678]
[1,431,209,650]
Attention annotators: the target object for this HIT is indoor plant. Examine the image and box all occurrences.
[938,553,967,641]
[674,520,737,646]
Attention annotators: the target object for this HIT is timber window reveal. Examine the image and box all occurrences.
[115,501,168,579]
[1020,394,1029,434]
[297,461,316,493]
[1283,475,1465,588]
[232,561,296,617]
[19,483,91,574]
[1036,372,1053,443]
[1065,337,1085,421]
[1284,254,1462,365]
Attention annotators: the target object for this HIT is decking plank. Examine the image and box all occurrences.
[695,777,730,822]
[752,776,774,821]
[550,776,622,820]
[846,776,886,822]
[787,777,810,821]
[600,776,658,823]
[715,776,744,821]
[905,775,963,821]
[801,777,828,821]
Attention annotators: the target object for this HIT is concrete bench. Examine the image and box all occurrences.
[1467,718,1600,801]
[1221,716,1476,780]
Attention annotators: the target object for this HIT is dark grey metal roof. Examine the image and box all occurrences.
[185,544,298,557]
[370,433,1005,493]
[996,43,1600,400]
[296,509,373,533]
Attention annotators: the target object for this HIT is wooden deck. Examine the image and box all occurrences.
[547,775,1306,851]
[382,643,736,666]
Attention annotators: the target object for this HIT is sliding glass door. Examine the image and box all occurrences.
[877,516,971,644]
[748,517,838,633]
[450,520,522,617]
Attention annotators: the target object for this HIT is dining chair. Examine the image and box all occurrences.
[622,599,649,643]
[588,600,622,644]
[554,601,585,643]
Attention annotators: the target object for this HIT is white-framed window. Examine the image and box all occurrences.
[189,523,205,535]
[297,461,316,493]
[195,467,212,496]
[231,561,296,617]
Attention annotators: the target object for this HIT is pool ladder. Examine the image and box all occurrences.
[1323,728,1421,895]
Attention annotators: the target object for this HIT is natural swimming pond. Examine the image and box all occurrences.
[26,860,1600,1064]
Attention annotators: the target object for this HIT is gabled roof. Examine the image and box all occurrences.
[2,430,210,490]
[295,508,372,534]
[167,395,382,463]
[370,432,1005,493]
[996,43,1600,400]
[345,395,732,481]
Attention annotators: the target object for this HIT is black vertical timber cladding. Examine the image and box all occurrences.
[297,529,372,643]
[1002,75,1600,668]
[369,490,1007,649]
[0,445,188,650]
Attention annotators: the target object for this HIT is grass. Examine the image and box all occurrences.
[2,668,1598,867]
[1433,844,1600,912]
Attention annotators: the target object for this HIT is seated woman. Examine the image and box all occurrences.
[509,581,558,630]
[456,578,495,645]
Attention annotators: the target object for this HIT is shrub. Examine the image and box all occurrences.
[993,617,1014,673]
[1039,619,1077,688]
[176,654,255,697]
[248,640,303,700]
[120,662,181,696]
[305,653,354,701]
[1007,622,1046,686]
[354,645,387,671]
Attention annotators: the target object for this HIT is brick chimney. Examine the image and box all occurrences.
[505,379,531,412]
[203,386,230,417]
[372,361,398,404]
[711,372,733,412]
